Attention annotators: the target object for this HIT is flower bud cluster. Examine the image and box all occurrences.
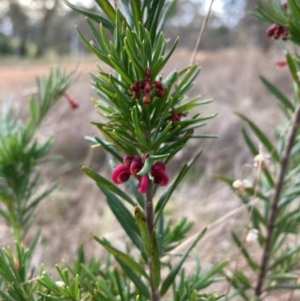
[266,24,288,40]
[170,107,187,122]
[112,155,169,193]
[130,68,164,104]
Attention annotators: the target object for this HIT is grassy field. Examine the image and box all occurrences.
[0,46,292,298]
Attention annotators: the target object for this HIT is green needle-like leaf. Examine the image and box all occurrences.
[160,227,207,296]
[81,166,135,206]
[93,235,148,278]
[64,0,114,32]
[155,149,203,222]
[260,76,294,112]
[95,0,116,24]
[101,187,142,251]
[117,260,150,298]
[236,112,280,162]
[131,106,149,149]
[232,232,259,272]
[130,0,142,30]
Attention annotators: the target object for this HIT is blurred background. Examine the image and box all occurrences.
[0,0,291,274]
[0,0,269,58]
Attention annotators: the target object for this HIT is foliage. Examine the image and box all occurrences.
[0,32,13,55]
[0,1,224,301]
[215,0,300,300]
[0,66,73,241]
[2,1,300,301]
[68,1,221,300]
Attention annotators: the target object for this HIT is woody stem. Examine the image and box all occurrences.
[145,181,160,301]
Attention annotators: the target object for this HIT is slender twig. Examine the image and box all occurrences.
[254,104,300,298]
[145,180,154,238]
[190,0,215,65]
[145,180,160,301]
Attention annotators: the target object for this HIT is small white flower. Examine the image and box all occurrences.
[254,145,271,169]
[232,179,253,195]
[246,228,259,242]
[55,281,65,288]
[253,153,268,169]
[242,179,253,189]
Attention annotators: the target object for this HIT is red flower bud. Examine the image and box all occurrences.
[112,164,131,184]
[153,80,163,90]
[144,83,151,93]
[275,59,287,68]
[170,109,187,122]
[139,80,146,89]
[156,89,164,98]
[151,162,166,171]
[273,27,281,39]
[137,174,149,193]
[266,24,288,40]
[266,24,276,37]
[151,168,169,186]
[143,94,151,104]
[123,155,135,166]
[133,91,140,98]
[145,68,151,81]
[14,260,19,270]
[130,159,144,175]
[64,93,79,109]
[151,162,168,186]
[130,81,139,92]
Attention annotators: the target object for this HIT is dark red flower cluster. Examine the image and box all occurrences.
[130,68,164,104]
[266,24,288,40]
[170,107,187,122]
[111,155,169,193]
[64,93,79,109]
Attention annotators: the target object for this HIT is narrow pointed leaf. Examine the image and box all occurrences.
[268,246,300,270]
[117,260,150,298]
[232,232,259,271]
[93,235,147,278]
[95,0,116,24]
[260,76,294,112]
[236,112,280,162]
[286,53,300,86]
[130,0,142,30]
[81,166,135,206]
[160,227,207,296]
[100,187,142,250]
[131,106,148,149]
[64,0,114,32]
[155,149,203,222]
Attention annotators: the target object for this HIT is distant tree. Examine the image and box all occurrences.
[5,0,63,57]
[0,32,13,55]
[34,0,60,57]
[8,1,29,56]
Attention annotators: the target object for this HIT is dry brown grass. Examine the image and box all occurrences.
[0,46,293,298]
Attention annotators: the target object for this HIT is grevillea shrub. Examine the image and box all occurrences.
[67,0,225,300]
[1,1,300,301]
